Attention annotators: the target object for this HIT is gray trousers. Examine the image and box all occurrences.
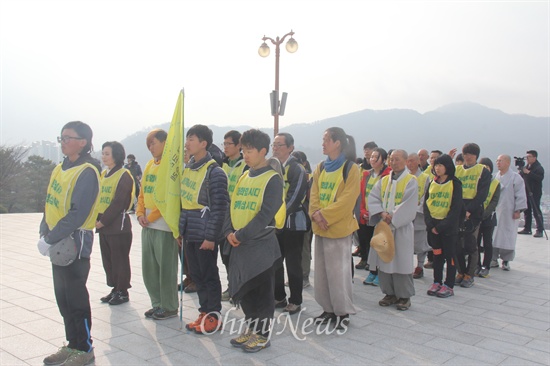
[314,235,356,316]
[379,270,415,299]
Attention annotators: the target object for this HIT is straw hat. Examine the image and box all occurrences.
[370,221,395,263]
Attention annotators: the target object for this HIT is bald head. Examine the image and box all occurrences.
[406,153,420,173]
[418,149,429,166]
[496,154,511,173]
[390,149,408,173]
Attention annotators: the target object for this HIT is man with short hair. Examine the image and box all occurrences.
[418,149,429,171]
[272,132,309,315]
[492,155,528,270]
[360,141,378,172]
[518,150,545,238]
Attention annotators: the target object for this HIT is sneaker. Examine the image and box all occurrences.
[335,314,350,330]
[455,273,464,284]
[479,267,490,278]
[518,229,532,235]
[283,303,301,315]
[355,260,368,270]
[62,348,95,366]
[274,298,287,309]
[194,314,222,334]
[43,345,74,365]
[363,273,376,285]
[427,283,442,296]
[100,290,115,303]
[314,311,336,324]
[372,275,379,286]
[413,267,424,279]
[221,289,231,301]
[396,298,411,311]
[186,312,206,331]
[109,291,129,305]
[152,308,178,320]
[533,231,543,238]
[378,295,398,307]
[423,261,433,269]
[490,259,499,268]
[230,328,253,348]
[436,285,454,298]
[502,261,511,271]
[460,275,474,288]
[242,333,271,353]
[144,307,161,318]
[303,279,311,289]
[474,266,481,277]
[184,282,197,293]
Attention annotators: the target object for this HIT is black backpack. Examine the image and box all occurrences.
[208,144,225,166]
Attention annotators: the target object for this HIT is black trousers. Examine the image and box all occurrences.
[477,220,495,269]
[240,272,275,338]
[52,259,93,352]
[99,232,132,294]
[428,232,457,288]
[274,230,304,305]
[357,224,374,261]
[524,193,544,232]
[185,241,222,314]
[456,226,480,277]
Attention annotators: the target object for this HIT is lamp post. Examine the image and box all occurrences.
[258,30,298,136]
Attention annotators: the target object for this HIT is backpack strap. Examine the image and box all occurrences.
[318,160,353,182]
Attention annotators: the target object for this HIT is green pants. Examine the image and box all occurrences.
[142,227,178,311]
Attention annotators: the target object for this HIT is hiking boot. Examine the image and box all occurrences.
[372,275,379,286]
[274,298,287,309]
[144,307,161,318]
[184,281,197,293]
[230,328,252,348]
[355,260,368,270]
[455,273,464,284]
[62,348,95,366]
[335,314,350,330]
[378,295,398,307]
[152,308,177,320]
[518,229,531,235]
[502,261,511,271]
[427,283,442,296]
[303,279,311,289]
[436,285,454,298]
[221,289,231,301]
[186,312,206,331]
[43,345,74,365]
[100,290,115,303]
[413,267,424,279]
[109,291,129,305]
[314,311,336,324]
[423,261,433,269]
[479,267,490,278]
[533,231,543,238]
[242,333,271,353]
[283,303,301,315]
[396,298,411,311]
[363,273,376,285]
[490,259,499,268]
[194,314,222,334]
[460,275,474,288]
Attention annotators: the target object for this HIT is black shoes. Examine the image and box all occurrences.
[518,229,532,235]
[533,231,543,238]
[109,291,129,305]
[100,291,115,303]
[314,311,336,324]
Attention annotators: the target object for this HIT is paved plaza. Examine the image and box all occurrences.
[1,213,549,365]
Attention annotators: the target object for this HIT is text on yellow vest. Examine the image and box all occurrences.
[181,160,216,210]
[427,180,454,219]
[380,173,416,210]
[318,164,345,208]
[96,168,135,214]
[143,160,161,209]
[456,164,485,199]
[223,159,246,198]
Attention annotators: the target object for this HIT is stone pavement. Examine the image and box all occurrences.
[1,213,549,365]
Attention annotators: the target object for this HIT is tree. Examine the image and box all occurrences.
[0,145,28,213]
[20,155,56,213]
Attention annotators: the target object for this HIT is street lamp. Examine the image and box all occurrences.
[258,30,298,136]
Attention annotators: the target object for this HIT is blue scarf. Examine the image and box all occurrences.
[324,153,346,172]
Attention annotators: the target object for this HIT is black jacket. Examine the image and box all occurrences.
[521,160,544,198]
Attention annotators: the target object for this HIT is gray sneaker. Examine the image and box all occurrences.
[460,275,475,288]
[490,259,499,268]
[479,267,490,278]
[283,303,301,315]
[221,289,231,301]
[502,261,511,271]
[62,348,95,366]
[43,345,74,366]
[303,279,311,288]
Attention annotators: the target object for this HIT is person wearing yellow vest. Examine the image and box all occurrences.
[179,125,229,334]
[368,150,418,311]
[358,141,378,173]
[310,127,360,328]
[476,158,500,278]
[39,121,100,366]
[406,153,432,280]
[423,154,464,298]
[95,141,134,306]
[223,129,283,353]
[136,129,180,320]
[454,143,491,288]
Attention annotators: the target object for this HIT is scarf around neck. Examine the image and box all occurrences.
[324,153,346,172]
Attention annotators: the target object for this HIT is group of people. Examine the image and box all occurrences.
[38,121,544,365]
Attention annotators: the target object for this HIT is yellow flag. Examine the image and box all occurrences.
[154,89,184,238]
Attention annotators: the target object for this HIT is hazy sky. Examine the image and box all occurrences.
[1,0,548,147]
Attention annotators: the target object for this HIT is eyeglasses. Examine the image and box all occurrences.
[271,143,287,148]
[221,142,235,147]
[57,136,85,143]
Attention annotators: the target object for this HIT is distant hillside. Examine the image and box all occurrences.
[121,102,549,191]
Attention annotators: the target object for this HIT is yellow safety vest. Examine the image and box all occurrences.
[424,165,435,181]
[317,164,345,208]
[380,173,416,209]
[416,172,429,205]
[96,168,135,214]
[427,180,454,219]
[230,170,279,229]
[483,178,500,210]
[45,163,100,230]
[223,158,247,198]
[364,173,381,211]
[456,164,485,199]
[143,159,161,209]
[181,160,216,210]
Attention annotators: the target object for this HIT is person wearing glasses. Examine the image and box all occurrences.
[39,121,101,366]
